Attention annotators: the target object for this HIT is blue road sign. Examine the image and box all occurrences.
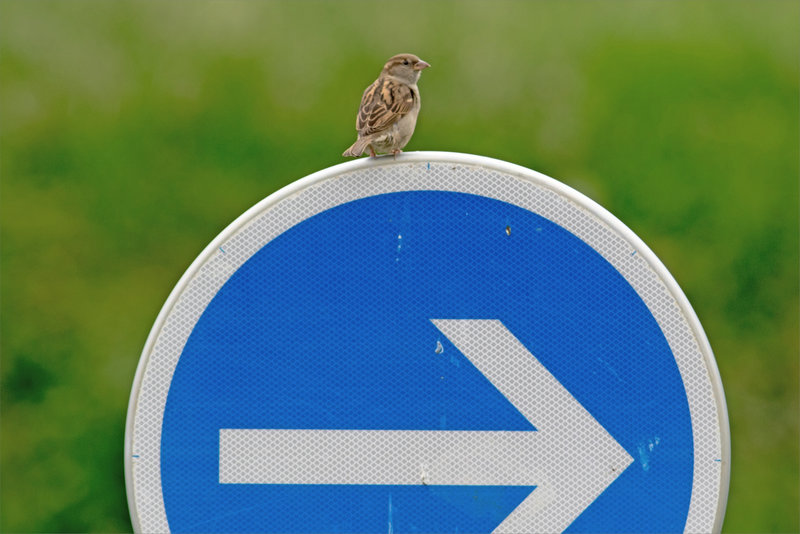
[126,152,729,534]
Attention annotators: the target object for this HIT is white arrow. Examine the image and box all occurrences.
[219,319,633,533]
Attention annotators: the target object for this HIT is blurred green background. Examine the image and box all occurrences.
[1,1,797,532]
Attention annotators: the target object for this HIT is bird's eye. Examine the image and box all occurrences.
[403,59,409,65]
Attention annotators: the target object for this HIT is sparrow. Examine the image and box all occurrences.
[343,53,431,158]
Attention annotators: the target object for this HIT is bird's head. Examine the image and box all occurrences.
[383,53,430,84]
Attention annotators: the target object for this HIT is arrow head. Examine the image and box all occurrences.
[431,319,633,533]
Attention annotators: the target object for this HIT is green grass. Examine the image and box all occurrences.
[2,1,798,532]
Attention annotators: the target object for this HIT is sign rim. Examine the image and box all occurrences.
[124,151,730,533]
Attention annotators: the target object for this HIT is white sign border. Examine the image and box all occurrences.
[125,151,730,533]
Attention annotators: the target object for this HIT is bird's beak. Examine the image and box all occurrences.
[414,60,431,71]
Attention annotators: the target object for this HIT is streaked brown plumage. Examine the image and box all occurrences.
[343,53,430,158]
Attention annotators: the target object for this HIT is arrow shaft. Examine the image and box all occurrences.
[220,428,539,486]
[219,321,633,534]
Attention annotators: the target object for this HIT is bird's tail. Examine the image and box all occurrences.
[343,138,370,158]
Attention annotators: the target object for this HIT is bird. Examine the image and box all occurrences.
[343,53,430,158]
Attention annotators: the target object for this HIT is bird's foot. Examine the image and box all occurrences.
[369,147,377,158]
[392,149,402,159]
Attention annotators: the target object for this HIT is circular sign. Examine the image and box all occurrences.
[125,152,729,533]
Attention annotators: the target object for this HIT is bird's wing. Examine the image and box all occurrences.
[356,77,416,136]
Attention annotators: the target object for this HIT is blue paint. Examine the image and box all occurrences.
[636,437,661,472]
[596,357,622,382]
[388,494,393,534]
[638,444,651,472]
[161,191,694,533]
